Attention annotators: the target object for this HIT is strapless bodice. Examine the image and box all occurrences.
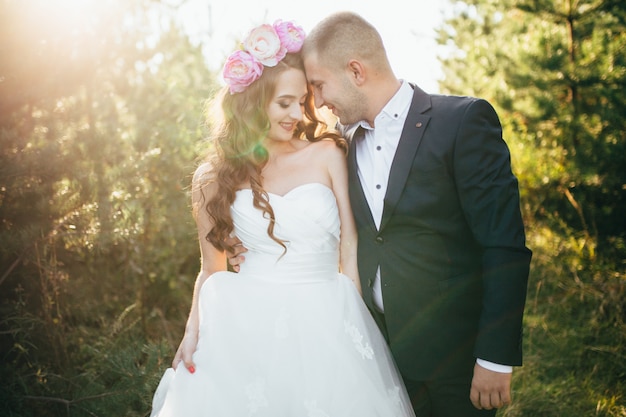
[231,183,340,280]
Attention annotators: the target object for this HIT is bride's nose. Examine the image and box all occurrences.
[290,103,303,120]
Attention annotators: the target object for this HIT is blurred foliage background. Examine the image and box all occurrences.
[0,0,624,415]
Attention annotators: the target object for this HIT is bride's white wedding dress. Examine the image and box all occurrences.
[151,183,415,417]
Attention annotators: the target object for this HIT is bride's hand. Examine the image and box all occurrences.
[225,235,247,272]
[172,333,198,373]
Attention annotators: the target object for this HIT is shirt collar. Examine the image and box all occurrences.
[358,80,413,130]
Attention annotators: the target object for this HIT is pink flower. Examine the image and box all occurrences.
[222,20,306,93]
[242,24,287,67]
[273,20,305,53]
[222,50,264,94]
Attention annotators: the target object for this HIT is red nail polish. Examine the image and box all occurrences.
[188,366,195,374]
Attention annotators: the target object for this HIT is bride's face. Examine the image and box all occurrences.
[265,68,308,143]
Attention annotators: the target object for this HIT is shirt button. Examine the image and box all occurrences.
[375,236,384,244]
[376,184,381,189]
[376,145,381,151]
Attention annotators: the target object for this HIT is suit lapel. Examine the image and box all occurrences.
[347,126,378,233]
[379,86,432,231]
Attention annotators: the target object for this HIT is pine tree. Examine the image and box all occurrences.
[0,0,218,414]
[439,1,625,415]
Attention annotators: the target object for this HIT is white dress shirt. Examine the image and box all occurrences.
[355,81,412,312]
[353,81,512,374]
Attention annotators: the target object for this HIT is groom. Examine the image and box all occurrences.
[299,12,532,417]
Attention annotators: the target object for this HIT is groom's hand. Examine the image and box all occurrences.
[470,363,512,410]
[225,235,246,272]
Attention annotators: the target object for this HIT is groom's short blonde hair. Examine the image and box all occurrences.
[303,12,391,73]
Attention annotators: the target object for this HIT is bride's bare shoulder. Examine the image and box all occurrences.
[192,162,219,200]
[305,139,346,159]
[193,162,214,183]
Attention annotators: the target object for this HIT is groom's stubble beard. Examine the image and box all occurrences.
[335,76,369,126]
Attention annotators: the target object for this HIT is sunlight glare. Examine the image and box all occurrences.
[26,0,104,35]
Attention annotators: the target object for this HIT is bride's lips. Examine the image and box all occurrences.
[280,122,295,131]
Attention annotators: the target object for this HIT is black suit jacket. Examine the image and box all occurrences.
[343,85,532,380]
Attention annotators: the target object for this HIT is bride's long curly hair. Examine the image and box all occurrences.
[197,52,346,253]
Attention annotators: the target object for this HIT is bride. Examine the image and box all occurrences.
[150,20,415,417]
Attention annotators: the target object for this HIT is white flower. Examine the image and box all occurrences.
[242,24,286,67]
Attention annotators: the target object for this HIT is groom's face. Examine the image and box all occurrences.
[304,54,365,125]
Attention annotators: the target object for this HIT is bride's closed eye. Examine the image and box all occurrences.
[278,101,293,109]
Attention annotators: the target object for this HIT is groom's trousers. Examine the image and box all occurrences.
[370,309,497,417]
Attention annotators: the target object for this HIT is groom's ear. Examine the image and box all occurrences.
[347,60,366,86]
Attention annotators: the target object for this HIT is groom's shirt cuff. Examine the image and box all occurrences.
[476,358,513,373]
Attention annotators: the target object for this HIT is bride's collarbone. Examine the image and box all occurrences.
[262,161,312,184]
[260,151,329,195]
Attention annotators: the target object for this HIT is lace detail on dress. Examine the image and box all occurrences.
[245,377,269,415]
[304,400,330,417]
[274,307,291,339]
[344,320,374,359]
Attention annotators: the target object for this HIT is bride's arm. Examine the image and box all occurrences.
[172,164,227,372]
[327,143,362,295]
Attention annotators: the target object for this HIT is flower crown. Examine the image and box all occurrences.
[222,20,306,94]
